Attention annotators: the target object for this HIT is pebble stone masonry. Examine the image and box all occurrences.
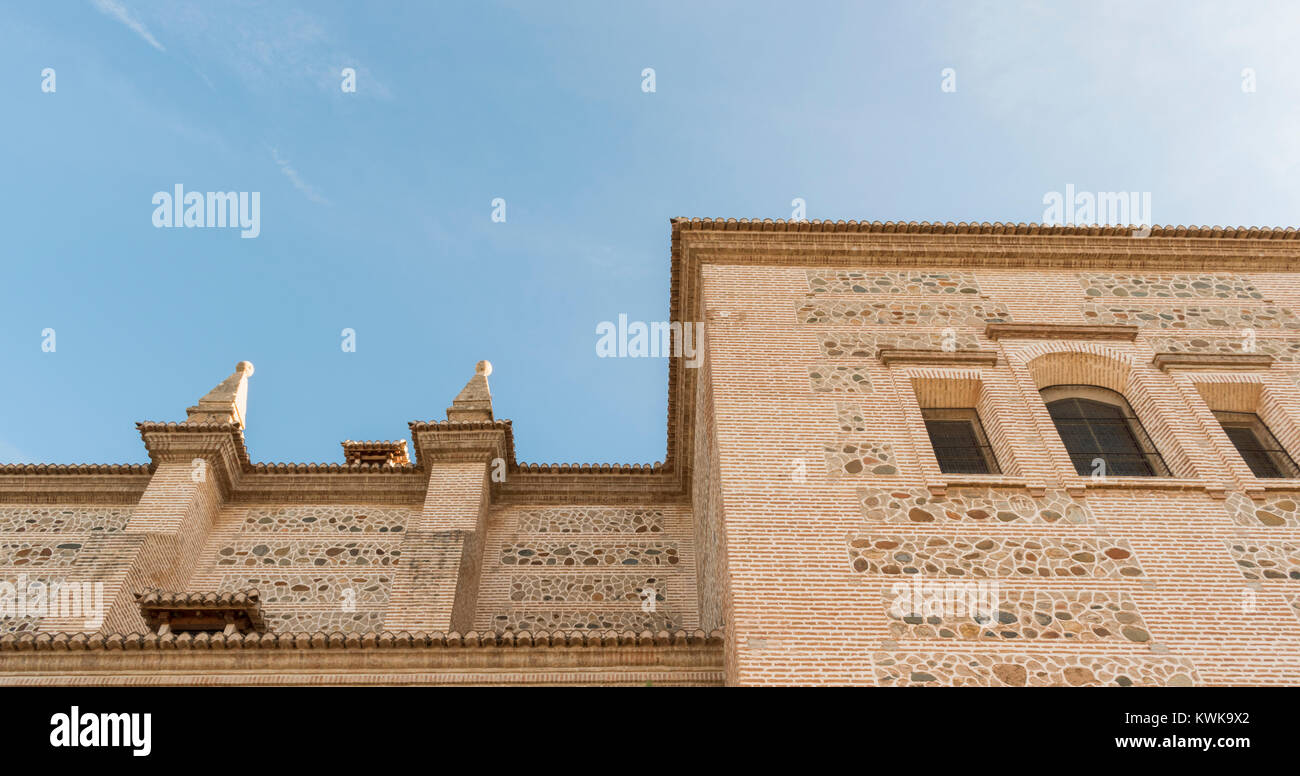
[4,219,1300,685]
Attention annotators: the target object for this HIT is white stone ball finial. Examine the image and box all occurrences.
[476,360,492,377]
[236,361,255,377]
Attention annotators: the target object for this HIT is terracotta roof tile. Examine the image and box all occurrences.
[0,629,724,651]
[669,217,1300,238]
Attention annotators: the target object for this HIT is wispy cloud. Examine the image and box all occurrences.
[146,2,391,98]
[271,147,329,205]
[90,0,166,52]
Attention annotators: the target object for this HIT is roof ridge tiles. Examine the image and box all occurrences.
[668,217,1300,239]
[514,462,665,474]
[0,463,150,474]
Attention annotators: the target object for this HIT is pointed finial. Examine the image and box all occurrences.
[185,361,255,427]
[447,361,494,422]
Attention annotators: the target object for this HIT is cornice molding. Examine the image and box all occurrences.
[1152,353,1275,372]
[0,470,150,505]
[229,471,427,504]
[985,323,1141,341]
[878,348,999,367]
[409,420,514,465]
[494,470,687,505]
[672,221,1300,272]
[136,422,247,497]
[0,629,726,685]
[672,218,1300,241]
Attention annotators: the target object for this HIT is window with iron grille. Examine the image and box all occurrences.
[922,408,1000,475]
[1213,410,1300,479]
[1040,385,1170,477]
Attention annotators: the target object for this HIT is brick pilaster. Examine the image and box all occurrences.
[384,462,490,632]
[382,420,508,633]
[89,424,243,634]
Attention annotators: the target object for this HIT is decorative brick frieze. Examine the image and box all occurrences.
[500,541,679,567]
[824,441,898,477]
[0,506,132,533]
[797,299,1012,327]
[859,487,1093,525]
[807,269,981,295]
[491,609,682,632]
[847,535,1144,578]
[1146,334,1300,362]
[216,540,402,568]
[808,365,872,393]
[883,589,1150,642]
[508,575,666,603]
[1079,273,1264,300]
[1223,491,1300,528]
[1225,539,1300,581]
[1082,303,1300,330]
[872,652,1198,686]
[242,505,411,534]
[516,507,664,534]
[818,331,981,357]
[0,541,82,568]
[217,574,393,605]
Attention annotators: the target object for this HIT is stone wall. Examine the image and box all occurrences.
[188,504,416,634]
[0,506,134,634]
[476,504,698,633]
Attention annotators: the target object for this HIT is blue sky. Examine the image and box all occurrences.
[2,0,1298,467]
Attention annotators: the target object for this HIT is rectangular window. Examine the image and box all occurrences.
[1213,411,1300,479]
[922,408,1000,475]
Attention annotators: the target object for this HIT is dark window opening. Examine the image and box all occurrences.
[1041,385,1170,477]
[922,408,1001,475]
[1213,411,1300,479]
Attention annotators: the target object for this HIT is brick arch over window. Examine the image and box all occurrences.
[1017,346,1196,478]
[1021,350,1133,395]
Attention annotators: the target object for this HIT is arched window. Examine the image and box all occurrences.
[1040,385,1170,477]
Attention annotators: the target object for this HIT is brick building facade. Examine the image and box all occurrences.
[3,219,1300,686]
